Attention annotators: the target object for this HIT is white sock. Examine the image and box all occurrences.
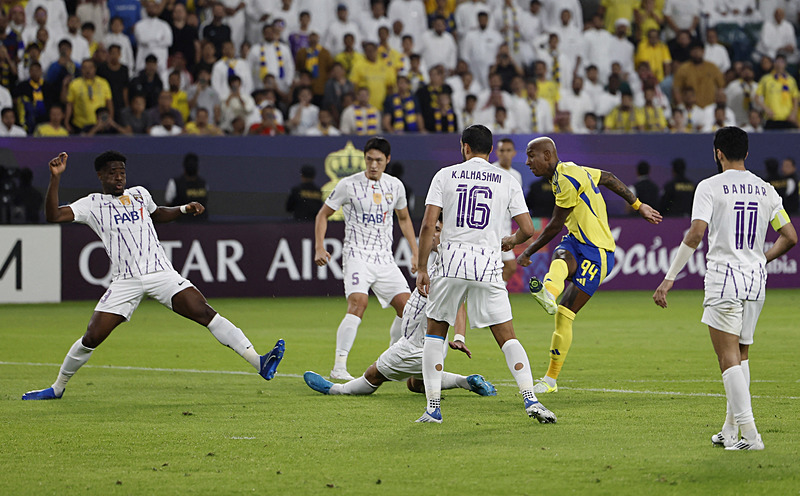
[422,335,445,412]
[721,365,758,441]
[329,375,378,395]
[501,338,537,402]
[389,316,403,345]
[543,375,557,388]
[52,338,94,395]
[207,314,260,369]
[722,359,750,438]
[441,372,469,390]
[334,314,361,370]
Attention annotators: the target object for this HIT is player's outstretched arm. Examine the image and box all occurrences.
[765,221,797,263]
[45,152,75,223]
[515,206,571,266]
[653,219,707,308]
[151,202,205,223]
[395,206,419,273]
[314,204,336,266]
[599,170,663,224]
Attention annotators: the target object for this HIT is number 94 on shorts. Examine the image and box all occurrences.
[556,234,615,297]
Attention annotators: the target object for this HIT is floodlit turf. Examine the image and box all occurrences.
[1,290,799,495]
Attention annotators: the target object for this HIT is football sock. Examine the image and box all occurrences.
[722,359,750,438]
[501,338,537,402]
[52,338,94,395]
[441,372,469,390]
[422,334,446,412]
[721,365,759,441]
[334,313,361,370]
[207,314,260,369]
[543,258,569,297]
[329,375,378,395]
[545,305,575,381]
[389,316,403,345]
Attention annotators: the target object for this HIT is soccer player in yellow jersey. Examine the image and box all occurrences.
[502,137,662,393]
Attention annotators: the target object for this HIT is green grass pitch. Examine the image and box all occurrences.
[1,290,799,495]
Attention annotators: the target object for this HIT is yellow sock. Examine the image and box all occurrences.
[546,305,575,381]
[543,259,569,297]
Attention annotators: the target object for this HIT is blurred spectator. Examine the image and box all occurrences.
[635,0,664,36]
[212,40,252,100]
[184,107,224,135]
[358,0,390,43]
[162,53,193,92]
[390,161,415,213]
[34,103,69,136]
[45,40,78,90]
[350,41,394,109]
[187,67,221,123]
[725,61,757,126]
[129,54,163,108]
[81,22,99,57]
[14,61,52,133]
[430,91,457,132]
[97,44,129,119]
[388,0,426,46]
[287,85,319,134]
[285,164,323,222]
[339,86,380,135]
[304,108,341,136]
[195,41,220,79]
[582,112,600,134]
[333,33,361,78]
[640,86,668,132]
[201,2,231,59]
[107,0,141,42]
[383,74,424,133]
[600,0,636,35]
[134,1,172,73]
[104,16,135,78]
[531,61,559,114]
[583,14,615,83]
[703,88,736,128]
[149,112,183,136]
[26,0,68,42]
[77,0,110,40]
[495,0,532,67]
[660,158,695,217]
[490,105,512,134]
[321,62,353,123]
[741,108,764,132]
[147,90,184,128]
[165,153,209,222]
[167,71,190,123]
[526,177,555,217]
[764,158,786,198]
[324,4,362,56]
[66,58,112,133]
[458,93,477,128]
[421,15,457,75]
[667,29,693,64]
[670,107,688,132]
[249,22,295,94]
[228,115,247,135]
[453,0,483,38]
[221,0,247,57]
[490,44,524,93]
[756,54,799,129]
[119,93,150,133]
[86,106,129,135]
[635,29,672,82]
[608,19,635,79]
[629,161,660,212]
[0,107,26,136]
[249,104,285,135]
[427,0,457,33]
[704,28,731,74]
[169,3,198,72]
[288,11,312,57]
[755,7,798,65]
[663,0,700,41]
[220,74,255,132]
[417,65,453,132]
[604,90,641,132]
[677,86,705,131]
[524,77,553,133]
[673,42,725,107]
[782,157,799,214]
[462,11,502,88]
[404,53,429,93]
[376,26,402,73]
[295,31,333,104]
[12,168,43,223]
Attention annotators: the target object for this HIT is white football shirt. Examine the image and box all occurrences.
[402,251,441,347]
[692,169,786,300]
[426,157,528,282]
[70,186,174,281]
[325,171,408,265]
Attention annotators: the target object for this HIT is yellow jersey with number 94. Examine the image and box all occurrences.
[551,161,616,252]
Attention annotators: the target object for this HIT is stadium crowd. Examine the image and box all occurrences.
[0,0,798,137]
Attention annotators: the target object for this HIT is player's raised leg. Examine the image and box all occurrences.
[171,287,284,381]
[331,293,368,381]
[22,311,125,400]
[388,293,409,345]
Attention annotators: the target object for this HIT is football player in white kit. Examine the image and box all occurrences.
[22,151,285,400]
[492,138,524,282]
[303,217,497,397]
[654,127,797,450]
[415,124,556,424]
[315,137,419,381]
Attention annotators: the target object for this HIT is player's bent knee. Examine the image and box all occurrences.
[407,377,425,393]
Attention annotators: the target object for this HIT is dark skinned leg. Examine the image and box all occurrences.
[82,311,127,348]
[171,287,218,326]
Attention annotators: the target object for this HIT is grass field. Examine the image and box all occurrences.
[2,290,799,495]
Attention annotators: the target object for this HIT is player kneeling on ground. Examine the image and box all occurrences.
[22,151,285,400]
[304,218,496,398]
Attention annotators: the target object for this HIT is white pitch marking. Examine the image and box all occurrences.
[0,361,304,379]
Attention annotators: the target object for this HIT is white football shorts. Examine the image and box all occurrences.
[425,274,512,328]
[95,270,196,321]
[343,258,410,308]
[701,297,764,345]
[375,336,448,381]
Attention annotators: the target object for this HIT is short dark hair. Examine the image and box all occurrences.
[364,136,391,157]
[671,158,687,175]
[301,165,316,178]
[94,150,127,171]
[183,153,199,175]
[461,125,493,154]
[637,160,650,176]
[498,137,514,147]
[145,54,158,63]
[713,126,748,162]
